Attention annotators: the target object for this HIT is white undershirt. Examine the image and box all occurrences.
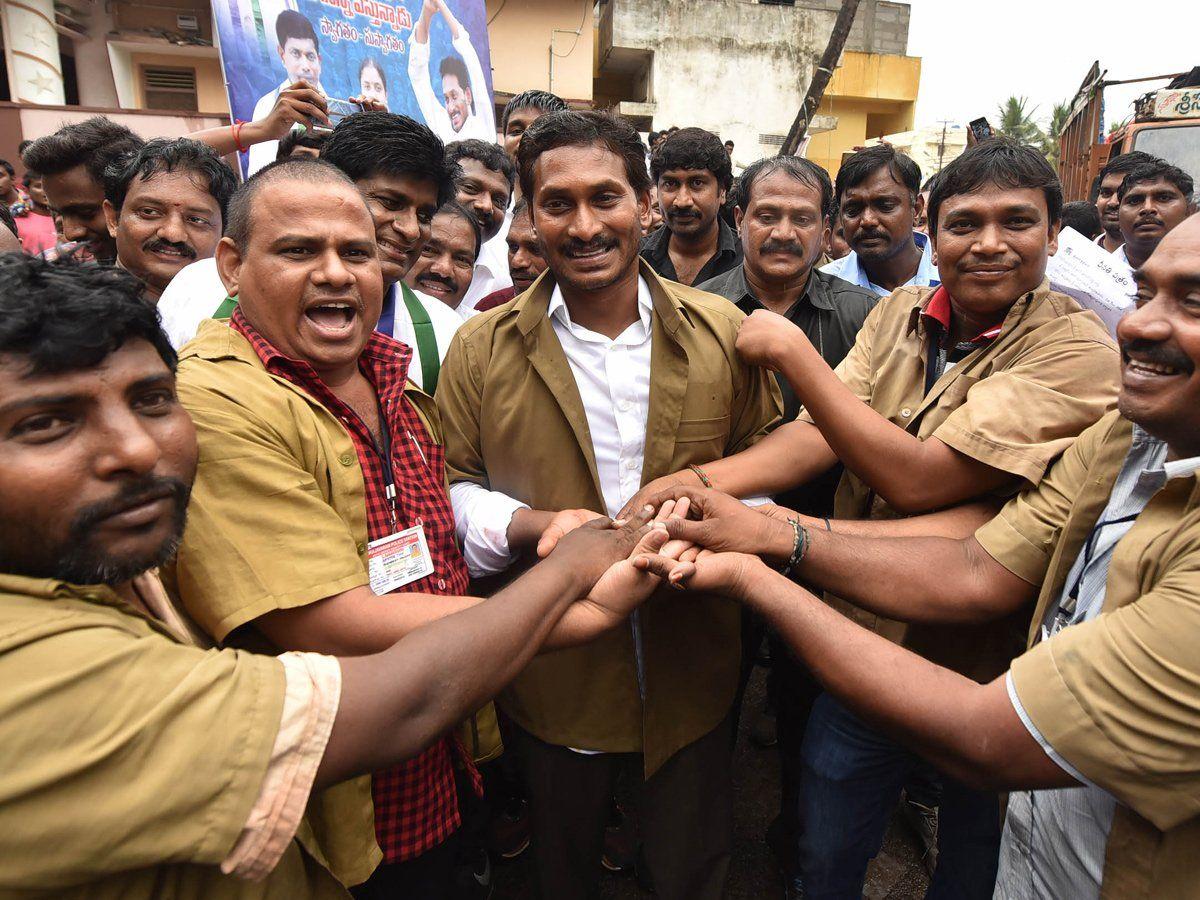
[449,277,655,576]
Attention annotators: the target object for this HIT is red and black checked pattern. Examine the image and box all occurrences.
[232,310,478,862]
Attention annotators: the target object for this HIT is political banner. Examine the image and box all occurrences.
[210,0,495,175]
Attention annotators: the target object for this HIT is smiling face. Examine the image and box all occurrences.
[1117,214,1200,457]
[442,74,471,133]
[355,171,441,285]
[217,179,383,382]
[43,164,114,259]
[529,143,649,295]
[1118,176,1191,265]
[403,210,477,309]
[279,37,320,84]
[505,208,547,294]
[932,183,1057,320]
[1096,171,1126,237]
[839,166,918,265]
[737,170,828,286]
[105,170,223,301]
[358,62,388,109]
[456,158,511,242]
[657,167,724,239]
[0,339,196,585]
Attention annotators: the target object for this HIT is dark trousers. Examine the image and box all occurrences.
[513,716,734,900]
[351,827,460,900]
[798,692,1000,899]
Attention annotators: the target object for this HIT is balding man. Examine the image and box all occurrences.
[163,159,675,896]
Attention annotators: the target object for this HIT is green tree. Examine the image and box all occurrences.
[996,96,1044,146]
[1042,101,1071,169]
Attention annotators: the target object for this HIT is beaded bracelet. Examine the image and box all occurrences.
[780,517,808,578]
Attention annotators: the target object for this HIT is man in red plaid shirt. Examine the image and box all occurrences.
[166,157,643,897]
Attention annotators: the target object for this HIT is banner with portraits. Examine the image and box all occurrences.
[210,0,495,175]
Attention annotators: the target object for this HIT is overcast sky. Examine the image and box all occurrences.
[906,0,1197,132]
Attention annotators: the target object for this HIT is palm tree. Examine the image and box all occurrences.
[1042,101,1071,168]
[996,96,1044,147]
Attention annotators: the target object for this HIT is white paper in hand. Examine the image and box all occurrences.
[1044,227,1135,337]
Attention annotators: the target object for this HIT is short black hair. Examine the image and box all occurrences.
[1117,159,1195,202]
[321,111,456,206]
[834,144,922,202]
[275,9,318,49]
[927,136,1062,237]
[734,156,834,219]
[22,116,144,184]
[1099,150,1159,182]
[0,159,13,178]
[446,138,516,191]
[1060,200,1103,240]
[0,254,175,375]
[275,126,326,161]
[650,127,733,192]
[501,89,568,132]
[358,56,388,93]
[439,56,473,111]
[511,196,530,220]
[435,200,482,259]
[225,158,359,252]
[517,110,651,200]
[103,138,238,222]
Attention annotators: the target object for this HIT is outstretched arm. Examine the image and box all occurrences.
[316,509,665,788]
[191,82,329,155]
[636,552,1072,792]
[737,310,1019,513]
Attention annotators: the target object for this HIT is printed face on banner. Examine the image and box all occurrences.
[213,0,495,176]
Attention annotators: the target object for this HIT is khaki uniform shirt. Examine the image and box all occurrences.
[976,411,1200,899]
[0,573,348,899]
[801,281,1119,680]
[437,261,782,774]
[160,320,449,884]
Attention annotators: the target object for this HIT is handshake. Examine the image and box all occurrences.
[541,487,794,639]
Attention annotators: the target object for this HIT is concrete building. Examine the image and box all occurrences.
[871,122,969,181]
[594,0,922,178]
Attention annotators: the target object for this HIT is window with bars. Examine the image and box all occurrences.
[141,66,198,111]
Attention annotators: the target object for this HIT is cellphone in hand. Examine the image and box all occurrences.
[968,117,994,142]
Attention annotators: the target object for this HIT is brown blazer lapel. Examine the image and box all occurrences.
[642,269,690,483]
[516,278,605,507]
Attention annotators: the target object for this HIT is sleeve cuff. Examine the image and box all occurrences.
[449,481,529,577]
[221,653,341,880]
[1006,670,1097,788]
[974,509,1052,586]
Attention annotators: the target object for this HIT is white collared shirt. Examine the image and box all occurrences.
[448,277,655,576]
[407,28,497,146]
[458,217,513,318]
[820,230,940,296]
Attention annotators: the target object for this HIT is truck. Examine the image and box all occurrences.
[1057,61,1199,202]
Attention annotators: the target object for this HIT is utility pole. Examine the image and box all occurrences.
[936,119,951,173]
[779,0,862,156]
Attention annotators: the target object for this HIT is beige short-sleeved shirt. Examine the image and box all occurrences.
[0,572,349,899]
[976,412,1200,899]
[801,281,1119,680]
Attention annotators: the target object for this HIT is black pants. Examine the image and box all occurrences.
[513,716,734,900]
[351,827,461,900]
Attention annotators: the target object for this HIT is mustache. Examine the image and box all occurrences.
[852,229,889,245]
[69,476,191,537]
[1134,214,1165,227]
[417,270,455,289]
[1120,338,1195,373]
[667,208,699,220]
[143,238,196,259]
[561,235,619,257]
[758,239,807,258]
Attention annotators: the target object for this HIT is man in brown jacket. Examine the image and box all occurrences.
[436,110,781,900]
[627,138,1120,897]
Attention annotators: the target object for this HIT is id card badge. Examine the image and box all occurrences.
[367,524,435,594]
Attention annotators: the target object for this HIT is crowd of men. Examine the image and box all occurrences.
[1,73,1198,900]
